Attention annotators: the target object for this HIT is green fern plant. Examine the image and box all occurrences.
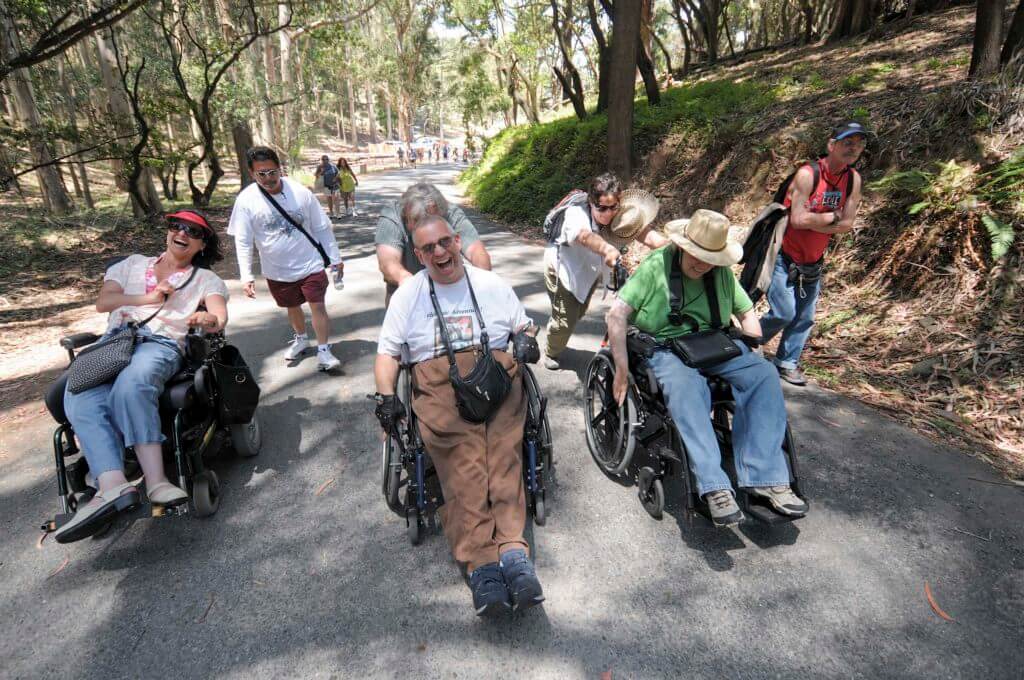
[981,214,1016,260]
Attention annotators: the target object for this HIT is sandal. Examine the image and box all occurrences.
[147,481,188,506]
[55,482,140,544]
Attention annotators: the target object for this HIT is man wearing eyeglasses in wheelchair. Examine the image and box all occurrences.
[605,209,808,527]
[373,215,545,617]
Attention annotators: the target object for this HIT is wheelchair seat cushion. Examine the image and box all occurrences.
[45,371,71,424]
[159,372,195,411]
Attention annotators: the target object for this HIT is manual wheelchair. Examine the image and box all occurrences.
[380,361,552,545]
[40,322,263,538]
[583,329,807,526]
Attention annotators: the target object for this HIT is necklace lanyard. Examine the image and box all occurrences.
[818,159,850,194]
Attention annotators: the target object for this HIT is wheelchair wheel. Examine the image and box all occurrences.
[230,408,262,458]
[584,351,636,476]
[407,511,424,545]
[381,435,404,516]
[192,470,220,517]
[637,466,664,519]
[532,489,546,526]
[522,366,553,470]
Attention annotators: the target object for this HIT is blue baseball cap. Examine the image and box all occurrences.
[832,121,872,141]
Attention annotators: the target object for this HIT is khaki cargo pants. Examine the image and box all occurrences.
[544,265,598,359]
[411,350,528,572]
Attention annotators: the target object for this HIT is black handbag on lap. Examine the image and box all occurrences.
[428,275,512,424]
[67,267,198,394]
[666,256,742,370]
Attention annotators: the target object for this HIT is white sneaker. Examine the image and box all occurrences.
[285,335,309,361]
[351,208,358,216]
[317,347,341,372]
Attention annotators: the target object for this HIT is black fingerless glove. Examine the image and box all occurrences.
[374,393,405,433]
[512,331,540,364]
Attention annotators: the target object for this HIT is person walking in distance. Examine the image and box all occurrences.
[314,155,341,218]
[336,157,359,217]
[229,146,343,372]
[760,122,867,386]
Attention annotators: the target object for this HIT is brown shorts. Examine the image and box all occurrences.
[266,270,328,308]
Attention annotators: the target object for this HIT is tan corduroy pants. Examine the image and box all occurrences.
[411,350,528,572]
[544,265,598,360]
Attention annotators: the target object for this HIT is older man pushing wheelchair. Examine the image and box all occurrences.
[373,214,544,617]
[605,209,807,527]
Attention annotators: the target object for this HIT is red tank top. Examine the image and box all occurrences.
[782,160,854,264]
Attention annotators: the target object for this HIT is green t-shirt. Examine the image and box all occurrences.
[618,246,753,342]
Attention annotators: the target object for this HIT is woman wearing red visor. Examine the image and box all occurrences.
[56,210,229,543]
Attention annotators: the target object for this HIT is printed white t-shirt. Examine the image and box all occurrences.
[227,177,342,283]
[378,264,533,364]
[543,204,604,304]
[103,254,229,346]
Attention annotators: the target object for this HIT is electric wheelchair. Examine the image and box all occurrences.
[583,328,807,526]
[40,319,263,539]
[380,361,552,545]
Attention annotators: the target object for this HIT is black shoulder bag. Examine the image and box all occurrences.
[258,185,331,268]
[428,274,512,424]
[667,256,742,370]
[67,266,199,394]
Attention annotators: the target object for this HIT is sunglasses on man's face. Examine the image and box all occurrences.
[415,236,454,254]
[168,221,208,240]
[592,202,620,214]
[255,168,281,179]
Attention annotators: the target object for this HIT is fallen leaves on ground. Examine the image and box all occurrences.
[196,593,216,624]
[46,556,69,578]
[314,478,335,496]
[924,581,956,622]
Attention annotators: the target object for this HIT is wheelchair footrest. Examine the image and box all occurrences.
[739,494,806,525]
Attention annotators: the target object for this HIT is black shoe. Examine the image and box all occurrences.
[776,366,808,386]
[469,563,511,617]
[499,549,545,612]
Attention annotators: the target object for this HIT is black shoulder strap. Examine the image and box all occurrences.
[846,167,856,196]
[257,184,331,268]
[703,268,725,330]
[812,160,821,195]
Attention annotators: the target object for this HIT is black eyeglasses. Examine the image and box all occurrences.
[414,236,454,254]
[168,221,208,240]
[592,202,620,213]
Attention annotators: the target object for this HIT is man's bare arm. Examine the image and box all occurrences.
[464,240,492,270]
[576,229,620,267]
[788,167,842,234]
[638,226,670,250]
[606,298,634,405]
[374,354,401,395]
[376,244,413,287]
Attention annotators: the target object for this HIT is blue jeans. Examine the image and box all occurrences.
[646,342,792,496]
[760,253,822,370]
[64,328,182,477]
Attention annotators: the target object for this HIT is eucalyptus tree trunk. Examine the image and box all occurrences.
[56,60,94,209]
[384,83,394,139]
[0,2,73,214]
[278,3,297,160]
[347,77,358,146]
[969,0,1004,77]
[366,85,378,144]
[607,0,642,181]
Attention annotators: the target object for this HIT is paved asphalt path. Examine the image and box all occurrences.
[1,164,1021,679]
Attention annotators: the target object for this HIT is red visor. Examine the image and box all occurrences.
[165,210,212,233]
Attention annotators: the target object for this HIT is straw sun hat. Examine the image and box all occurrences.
[664,209,743,267]
[605,189,660,248]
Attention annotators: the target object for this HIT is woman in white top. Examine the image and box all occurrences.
[56,210,230,543]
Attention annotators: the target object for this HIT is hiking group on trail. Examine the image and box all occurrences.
[46,122,868,617]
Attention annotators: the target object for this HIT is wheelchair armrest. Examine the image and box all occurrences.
[60,332,100,351]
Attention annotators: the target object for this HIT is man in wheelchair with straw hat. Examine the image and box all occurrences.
[604,209,808,526]
[542,173,667,370]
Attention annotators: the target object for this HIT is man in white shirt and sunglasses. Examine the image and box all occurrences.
[228,146,343,372]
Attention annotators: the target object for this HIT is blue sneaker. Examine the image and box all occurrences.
[498,549,545,612]
[469,563,511,617]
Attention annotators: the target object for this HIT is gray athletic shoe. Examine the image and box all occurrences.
[776,366,808,386]
[704,490,744,527]
[748,485,808,516]
[542,355,560,371]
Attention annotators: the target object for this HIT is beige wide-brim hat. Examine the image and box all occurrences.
[665,209,743,267]
[605,189,660,248]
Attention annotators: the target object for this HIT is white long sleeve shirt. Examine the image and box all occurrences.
[227,177,342,283]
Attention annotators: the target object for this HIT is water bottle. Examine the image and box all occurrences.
[331,264,345,291]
